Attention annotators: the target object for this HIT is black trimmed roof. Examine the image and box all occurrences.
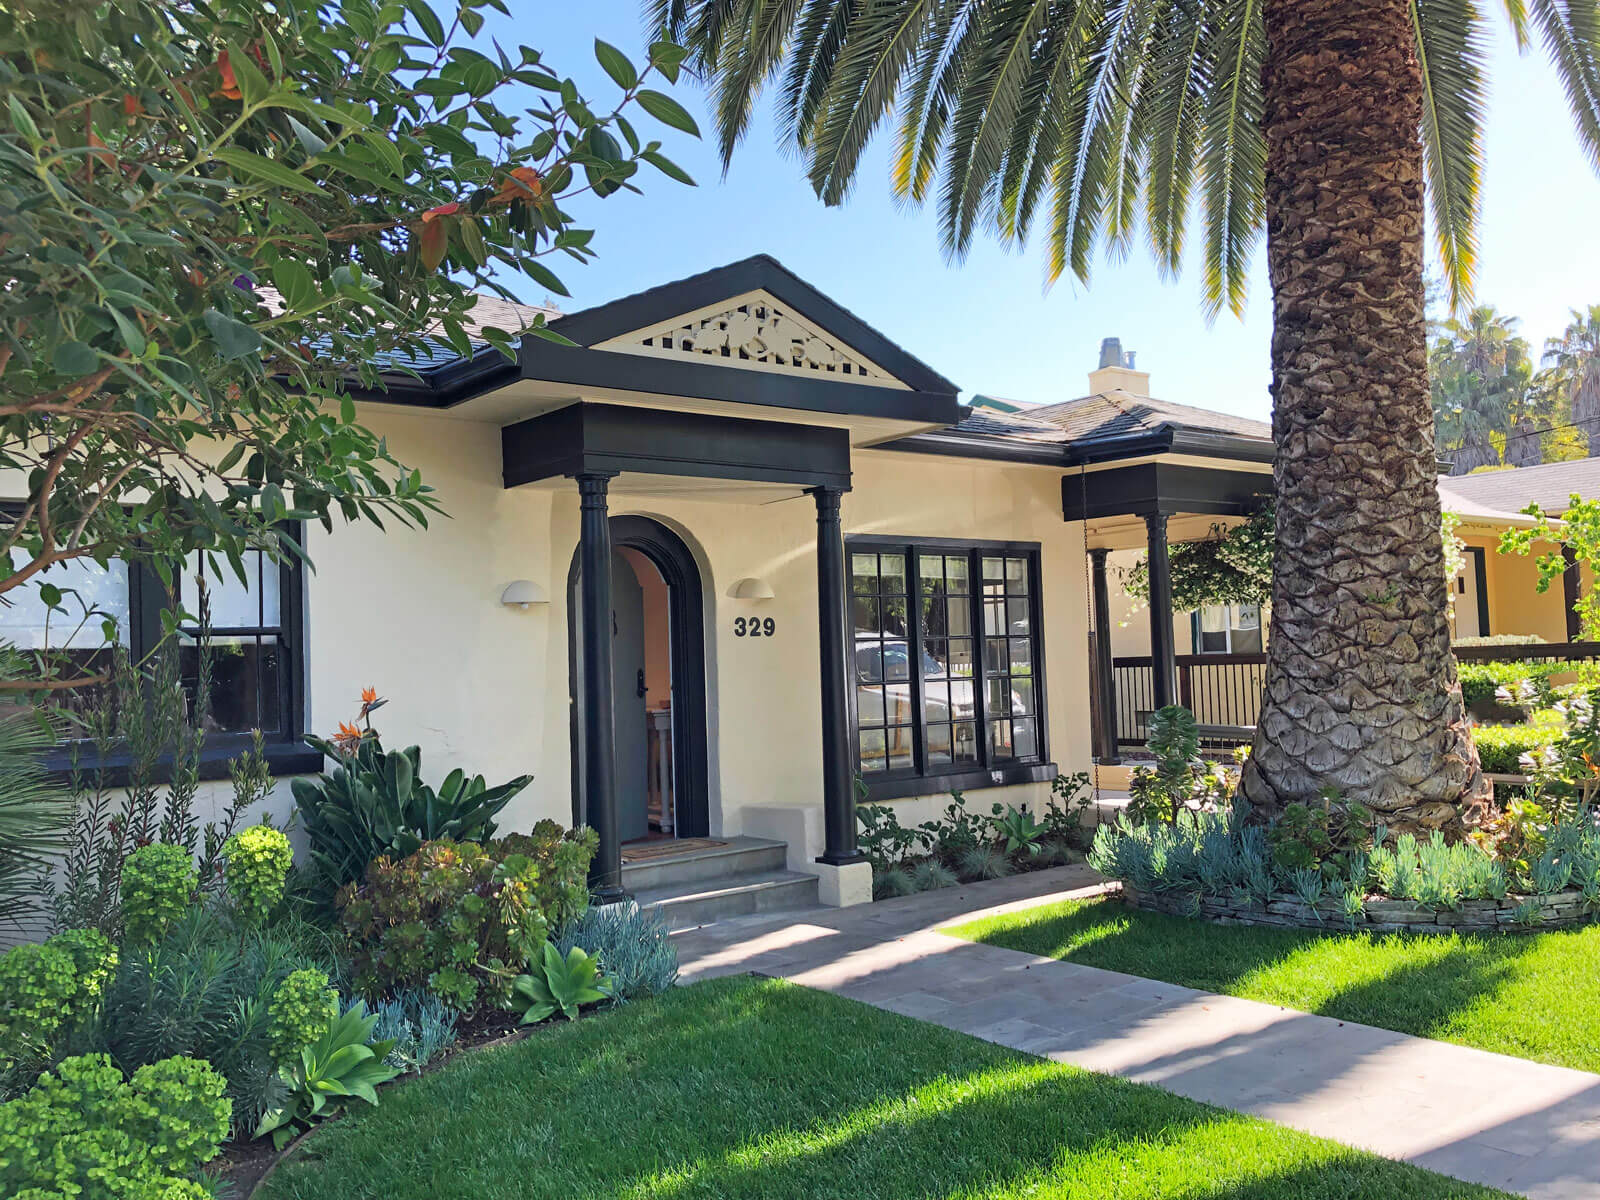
[543,254,960,396]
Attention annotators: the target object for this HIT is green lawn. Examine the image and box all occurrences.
[947,894,1600,1072]
[260,977,1507,1200]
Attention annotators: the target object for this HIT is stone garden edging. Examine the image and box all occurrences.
[1119,882,1598,933]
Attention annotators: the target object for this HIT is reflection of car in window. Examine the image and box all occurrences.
[854,635,1026,723]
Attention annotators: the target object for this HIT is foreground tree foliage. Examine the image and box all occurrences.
[0,0,696,687]
[659,0,1600,831]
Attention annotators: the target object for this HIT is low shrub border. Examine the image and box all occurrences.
[1120,882,1598,934]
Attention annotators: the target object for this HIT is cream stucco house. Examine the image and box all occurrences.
[25,255,1583,922]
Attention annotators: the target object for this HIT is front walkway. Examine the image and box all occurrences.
[673,866,1600,1200]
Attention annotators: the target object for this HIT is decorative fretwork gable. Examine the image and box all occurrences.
[595,290,909,390]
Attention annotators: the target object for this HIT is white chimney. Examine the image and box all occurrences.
[1088,336,1151,396]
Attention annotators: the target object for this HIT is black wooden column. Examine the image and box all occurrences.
[576,471,625,902]
[1090,548,1121,764]
[1145,512,1179,710]
[1564,545,1583,642]
[810,484,864,866]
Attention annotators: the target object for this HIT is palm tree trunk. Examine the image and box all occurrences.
[1240,0,1489,834]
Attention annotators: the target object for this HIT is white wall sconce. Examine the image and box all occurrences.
[727,576,775,601]
[500,580,547,610]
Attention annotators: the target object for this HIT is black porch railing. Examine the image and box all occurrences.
[1108,653,1268,749]
[1098,642,1600,755]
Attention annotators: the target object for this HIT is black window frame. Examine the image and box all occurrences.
[847,535,1055,801]
[0,516,317,782]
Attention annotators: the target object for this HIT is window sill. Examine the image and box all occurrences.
[41,739,324,789]
[860,760,1057,803]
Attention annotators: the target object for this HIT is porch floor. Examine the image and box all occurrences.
[673,866,1600,1200]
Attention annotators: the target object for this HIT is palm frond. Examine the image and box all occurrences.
[891,0,976,204]
[1414,0,1488,314]
[1196,0,1264,319]
[807,0,940,205]
[1526,0,1600,173]
[1142,0,1210,277]
[710,0,809,165]
[0,707,71,930]
[781,0,865,150]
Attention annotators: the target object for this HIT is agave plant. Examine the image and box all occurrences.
[514,943,613,1024]
[292,732,531,892]
[255,1000,400,1149]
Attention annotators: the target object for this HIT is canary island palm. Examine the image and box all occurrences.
[1546,305,1600,455]
[658,0,1600,831]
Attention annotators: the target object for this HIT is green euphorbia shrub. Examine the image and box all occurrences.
[0,929,117,1068]
[120,844,198,944]
[0,1053,228,1199]
[268,968,339,1068]
[223,825,293,922]
[492,821,601,931]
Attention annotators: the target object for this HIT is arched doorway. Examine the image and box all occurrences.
[567,516,710,841]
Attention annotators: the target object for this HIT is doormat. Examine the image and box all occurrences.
[621,838,727,862]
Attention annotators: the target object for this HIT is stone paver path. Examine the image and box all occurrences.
[673,865,1600,1200]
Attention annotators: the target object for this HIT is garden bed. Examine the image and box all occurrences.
[1120,882,1597,933]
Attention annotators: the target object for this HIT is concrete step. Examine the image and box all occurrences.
[619,835,788,892]
[634,869,820,932]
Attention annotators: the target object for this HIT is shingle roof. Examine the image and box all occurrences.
[941,406,1072,445]
[1436,479,1543,528]
[1435,459,1600,517]
[1027,391,1272,443]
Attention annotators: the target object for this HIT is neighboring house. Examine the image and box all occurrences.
[14,255,1586,912]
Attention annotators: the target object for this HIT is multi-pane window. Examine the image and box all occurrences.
[0,527,303,744]
[851,540,1045,785]
[179,546,295,736]
[1193,603,1262,655]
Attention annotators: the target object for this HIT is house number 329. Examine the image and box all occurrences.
[734,617,776,638]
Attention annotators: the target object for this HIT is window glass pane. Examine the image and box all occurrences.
[945,555,969,593]
[858,729,887,773]
[926,723,952,767]
[945,598,972,638]
[182,634,283,734]
[953,722,979,764]
[987,677,1011,716]
[879,553,907,596]
[1011,677,1035,715]
[921,680,950,720]
[923,639,948,678]
[1232,625,1263,654]
[886,728,913,771]
[920,592,947,636]
[1199,605,1229,634]
[185,551,273,629]
[982,556,1005,585]
[1009,638,1032,674]
[851,553,878,594]
[856,680,886,725]
[983,598,1005,635]
[1198,629,1229,654]
[1006,597,1030,635]
[989,718,1014,760]
[1012,717,1037,759]
[946,637,975,680]
[985,638,1007,673]
[0,557,129,648]
[854,643,883,684]
[1005,557,1027,588]
[919,555,944,596]
[852,597,880,634]
[882,597,908,637]
[882,642,911,682]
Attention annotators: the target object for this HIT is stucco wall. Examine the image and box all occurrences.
[296,410,1094,852]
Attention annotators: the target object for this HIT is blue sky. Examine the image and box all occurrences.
[507,4,1600,423]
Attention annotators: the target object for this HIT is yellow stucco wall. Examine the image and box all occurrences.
[299,409,1094,848]
[1461,531,1578,643]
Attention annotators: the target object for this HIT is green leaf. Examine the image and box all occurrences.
[8,95,39,142]
[518,257,569,297]
[641,150,695,187]
[211,146,323,195]
[273,259,319,311]
[285,114,329,156]
[594,39,638,90]
[107,307,147,357]
[406,0,446,47]
[203,309,263,360]
[635,89,700,137]
[229,44,271,106]
[52,341,98,376]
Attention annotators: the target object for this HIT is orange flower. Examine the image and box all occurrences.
[216,51,242,100]
[361,686,378,705]
[331,721,364,753]
[492,166,543,206]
